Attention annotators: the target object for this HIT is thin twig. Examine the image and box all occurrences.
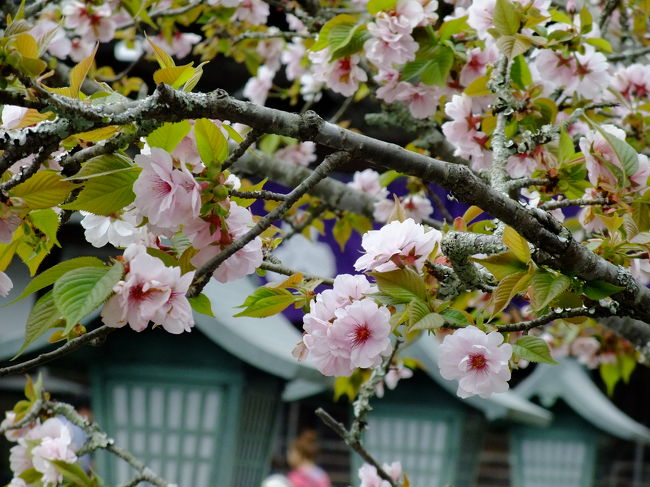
[540,198,609,211]
[315,408,399,487]
[497,306,616,332]
[188,151,349,297]
[234,31,313,43]
[260,261,334,285]
[229,189,288,201]
[329,96,355,124]
[222,129,263,171]
[0,326,114,378]
[608,45,650,62]
[425,185,453,222]
[0,398,43,435]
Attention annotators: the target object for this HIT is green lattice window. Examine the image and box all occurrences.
[92,365,242,487]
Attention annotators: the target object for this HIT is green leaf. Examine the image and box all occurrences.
[312,14,358,51]
[510,55,532,90]
[512,336,558,364]
[407,298,430,326]
[438,16,469,42]
[367,0,397,14]
[67,154,135,181]
[146,121,192,152]
[7,256,105,304]
[29,209,60,247]
[600,361,620,396]
[585,37,612,53]
[495,34,531,60]
[403,46,454,86]
[619,354,636,383]
[11,171,77,209]
[490,270,531,315]
[371,268,428,304]
[51,460,94,487]
[472,252,527,280]
[235,286,297,318]
[582,280,625,300]
[194,118,228,166]
[493,0,521,36]
[189,293,214,317]
[579,6,593,34]
[61,169,139,216]
[410,312,445,331]
[221,123,244,143]
[503,226,531,263]
[53,262,124,333]
[19,468,43,484]
[69,44,97,98]
[328,23,367,60]
[529,271,571,311]
[441,308,471,327]
[558,128,575,164]
[13,290,61,359]
[464,75,491,96]
[595,126,639,186]
[332,217,352,251]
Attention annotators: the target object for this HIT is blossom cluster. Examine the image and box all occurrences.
[2,415,78,487]
[358,461,402,487]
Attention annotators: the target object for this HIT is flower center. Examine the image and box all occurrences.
[352,325,372,348]
[467,353,487,371]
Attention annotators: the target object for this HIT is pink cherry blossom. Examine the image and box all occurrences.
[309,50,368,97]
[69,37,95,62]
[31,419,77,487]
[611,63,650,102]
[0,271,13,298]
[355,218,440,273]
[375,71,403,103]
[148,31,201,59]
[257,30,284,72]
[348,169,389,199]
[1,412,34,442]
[185,202,263,282]
[460,46,498,86]
[506,153,539,179]
[396,83,439,119]
[631,258,650,286]
[243,65,275,105]
[438,325,512,398]
[9,444,31,477]
[62,1,116,43]
[533,49,576,88]
[80,207,152,248]
[364,14,419,68]
[358,461,402,487]
[578,188,607,234]
[570,336,600,369]
[233,0,270,25]
[101,245,195,333]
[1,105,28,129]
[282,40,307,80]
[442,94,492,170]
[373,193,433,223]
[275,142,317,166]
[133,147,201,233]
[303,315,355,376]
[468,0,550,39]
[376,362,413,397]
[569,46,611,99]
[29,20,72,60]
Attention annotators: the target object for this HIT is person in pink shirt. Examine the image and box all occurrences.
[287,430,331,487]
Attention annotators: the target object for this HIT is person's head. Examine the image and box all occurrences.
[287,429,319,468]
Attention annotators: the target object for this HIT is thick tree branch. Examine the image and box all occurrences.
[497,306,618,332]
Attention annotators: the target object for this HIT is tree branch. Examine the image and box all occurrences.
[0,326,113,378]
[497,306,617,332]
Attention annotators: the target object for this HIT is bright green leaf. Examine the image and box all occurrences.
[371,269,428,304]
[11,171,77,209]
[512,335,558,364]
[503,226,531,263]
[472,252,527,280]
[529,271,571,311]
[146,121,192,153]
[410,312,445,331]
[66,153,135,181]
[189,293,215,317]
[493,0,521,36]
[61,169,138,216]
[582,280,625,300]
[367,0,397,14]
[53,262,124,333]
[194,118,229,166]
[29,209,60,247]
[13,290,61,358]
[510,55,532,90]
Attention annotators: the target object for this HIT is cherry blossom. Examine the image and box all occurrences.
[355,218,440,273]
[348,169,389,199]
[69,37,95,62]
[459,46,498,86]
[274,142,317,167]
[133,148,202,233]
[101,245,195,333]
[257,30,284,72]
[570,47,612,99]
[31,419,78,486]
[185,202,263,283]
[2,105,28,129]
[148,32,202,59]
[80,207,152,248]
[233,0,270,25]
[243,66,275,106]
[376,362,413,397]
[62,1,116,43]
[1,412,35,442]
[395,83,439,119]
[282,40,307,80]
[441,94,492,170]
[570,336,600,369]
[309,50,367,97]
[29,20,72,60]
[506,153,539,179]
[358,461,402,487]
[438,325,513,398]
[364,14,419,68]
[0,271,13,298]
[373,193,433,223]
